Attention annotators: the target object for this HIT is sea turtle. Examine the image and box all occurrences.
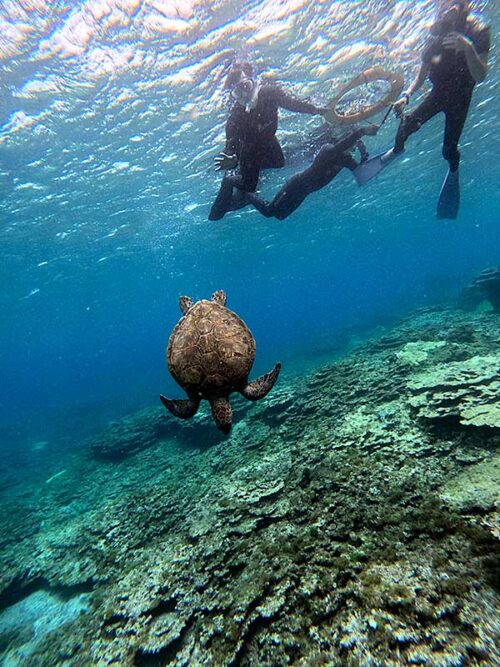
[161,290,281,434]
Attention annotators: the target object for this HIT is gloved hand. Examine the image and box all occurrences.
[393,93,410,118]
[214,152,238,171]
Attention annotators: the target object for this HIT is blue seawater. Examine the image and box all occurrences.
[0,1,499,663]
[1,0,497,451]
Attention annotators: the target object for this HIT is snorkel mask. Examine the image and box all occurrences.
[225,61,257,109]
[230,76,256,106]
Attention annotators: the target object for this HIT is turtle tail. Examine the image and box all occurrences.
[210,397,233,435]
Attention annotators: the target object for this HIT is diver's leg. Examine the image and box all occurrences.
[442,94,472,171]
[247,143,343,221]
[268,176,309,220]
[260,136,286,169]
[214,162,261,215]
[394,92,442,153]
[245,192,275,217]
[436,94,472,219]
[245,171,310,221]
[338,153,359,171]
[209,175,235,220]
[262,146,344,220]
[228,161,261,192]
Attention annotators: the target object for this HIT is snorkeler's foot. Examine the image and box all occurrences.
[437,168,460,220]
[381,148,397,163]
[353,148,404,186]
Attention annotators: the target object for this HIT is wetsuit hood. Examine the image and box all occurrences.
[432,1,469,35]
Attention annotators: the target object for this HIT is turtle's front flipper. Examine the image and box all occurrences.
[160,395,200,419]
[179,296,193,314]
[241,363,281,401]
[210,397,232,435]
[212,290,227,306]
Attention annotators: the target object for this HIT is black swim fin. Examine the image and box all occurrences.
[436,168,460,220]
[353,148,403,186]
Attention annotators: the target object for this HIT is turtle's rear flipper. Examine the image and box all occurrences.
[210,397,232,435]
[160,395,199,419]
[241,363,281,401]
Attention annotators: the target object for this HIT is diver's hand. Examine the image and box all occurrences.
[363,123,379,136]
[393,95,409,118]
[214,152,238,171]
[442,32,472,54]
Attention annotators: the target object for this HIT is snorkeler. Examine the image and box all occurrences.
[354,0,490,219]
[209,61,326,221]
[242,125,378,220]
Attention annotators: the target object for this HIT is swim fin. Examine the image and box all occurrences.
[436,168,460,220]
[353,148,402,186]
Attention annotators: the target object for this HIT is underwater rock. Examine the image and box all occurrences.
[460,266,500,313]
[408,354,500,429]
[440,452,500,514]
[396,340,446,366]
[89,405,235,460]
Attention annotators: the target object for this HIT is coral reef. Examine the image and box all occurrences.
[0,307,498,666]
[89,406,229,460]
[408,354,500,428]
[89,407,174,461]
[0,590,89,665]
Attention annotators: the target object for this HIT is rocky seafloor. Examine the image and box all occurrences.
[0,306,499,667]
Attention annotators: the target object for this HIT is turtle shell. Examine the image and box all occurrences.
[167,300,256,396]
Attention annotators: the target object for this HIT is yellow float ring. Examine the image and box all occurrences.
[324,67,405,125]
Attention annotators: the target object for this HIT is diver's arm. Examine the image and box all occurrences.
[331,124,378,156]
[442,32,488,82]
[393,62,429,116]
[224,111,240,156]
[215,111,240,170]
[463,45,488,82]
[272,86,322,114]
[406,62,429,96]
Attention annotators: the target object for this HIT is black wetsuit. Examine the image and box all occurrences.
[209,84,319,220]
[394,17,490,171]
[244,128,368,220]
